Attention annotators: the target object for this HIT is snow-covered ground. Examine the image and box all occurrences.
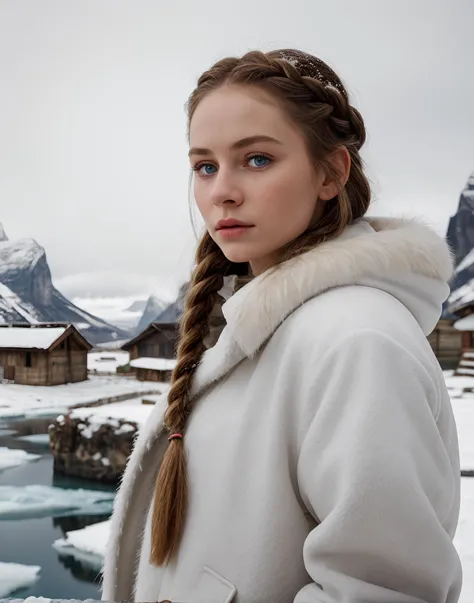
[0,562,41,597]
[0,374,162,420]
[87,351,129,374]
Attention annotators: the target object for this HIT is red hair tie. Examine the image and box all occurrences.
[168,433,183,442]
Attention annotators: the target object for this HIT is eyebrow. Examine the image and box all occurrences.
[188,135,282,157]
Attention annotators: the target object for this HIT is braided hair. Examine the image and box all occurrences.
[150,49,371,565]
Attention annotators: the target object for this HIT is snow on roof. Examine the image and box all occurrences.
[454,315,474,332]
[129,357,177,371]
[447,280,474,312]
[0,326,67,349]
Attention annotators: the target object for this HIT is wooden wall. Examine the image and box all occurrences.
[48,349,87,384]
[0,350,50,385]
[427,319,462,370]
[136,367,172,382]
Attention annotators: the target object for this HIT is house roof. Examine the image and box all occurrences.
[122,322,178,350]
[129,357,177,371]
[0,323,92,351]
[447,280,474,314]
[454,314,474,332]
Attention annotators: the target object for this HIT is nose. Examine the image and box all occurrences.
[209,168,244,208]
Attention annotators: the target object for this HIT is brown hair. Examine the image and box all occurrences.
[150,49,371,565]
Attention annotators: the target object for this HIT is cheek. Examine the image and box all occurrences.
[262,168,316,225]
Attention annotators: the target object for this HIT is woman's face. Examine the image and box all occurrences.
[189,84,338,274]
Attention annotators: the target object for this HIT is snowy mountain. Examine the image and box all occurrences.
[0,224,130,344]
[447,172,474,268]
[125,300,147,313]
[446,173,474,313]
[135,293,169,333]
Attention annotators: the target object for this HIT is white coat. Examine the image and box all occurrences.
[102,218,462,603]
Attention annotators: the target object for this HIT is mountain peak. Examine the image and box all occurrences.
[0,237,45,277]
[0,223,8,242]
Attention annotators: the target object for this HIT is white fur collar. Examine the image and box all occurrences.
[222,217,453,357]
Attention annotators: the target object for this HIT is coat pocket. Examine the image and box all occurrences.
[193,565,237,603]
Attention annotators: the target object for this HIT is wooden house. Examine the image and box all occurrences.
[121,322,178,382]
[0,323,92,385]
[427,319,462,370]
[122,322,178,361]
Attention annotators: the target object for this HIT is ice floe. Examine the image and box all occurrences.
[0,485,114,519]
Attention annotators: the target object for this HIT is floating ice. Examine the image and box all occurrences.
[0,485,115,519]
[53,519,109,570]
[0,561,40,597]
[0,447,40,472]
[16,434,50,446]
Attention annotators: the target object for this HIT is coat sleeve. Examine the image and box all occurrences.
[294,329,462,603]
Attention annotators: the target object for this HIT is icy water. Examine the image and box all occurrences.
[0,417,115,599]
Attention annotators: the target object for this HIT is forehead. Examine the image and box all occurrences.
[189,84,299,148]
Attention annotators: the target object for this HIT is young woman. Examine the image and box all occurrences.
[102,49,462,603]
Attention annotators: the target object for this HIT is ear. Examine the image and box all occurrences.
[318,147,351,201]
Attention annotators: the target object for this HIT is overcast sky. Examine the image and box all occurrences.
[1,0,473,304]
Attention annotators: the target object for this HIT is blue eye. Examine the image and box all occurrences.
[248,155,271,168]
[197,163,217,175]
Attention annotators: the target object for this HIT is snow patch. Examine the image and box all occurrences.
[0,283,39,324]
[87,351,129,373]
[129,357,177,372]
[0,238,44,275]
[456,248,474,274]
[0,374,162,420]
[0,562,41,597]
[0,447,40,472]
[70,394,163,432]
[0,484,115,519]
[0,324,66,349]
[52,519,109,569]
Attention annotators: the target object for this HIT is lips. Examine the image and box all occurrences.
[216,218,253,230]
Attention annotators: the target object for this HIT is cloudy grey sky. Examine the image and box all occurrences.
[1,0,473,304]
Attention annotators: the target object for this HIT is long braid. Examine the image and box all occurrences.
[150,233,233,565]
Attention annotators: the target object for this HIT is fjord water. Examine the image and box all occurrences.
[0,418,114,599]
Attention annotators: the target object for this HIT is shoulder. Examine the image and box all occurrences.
[277,285,433,361]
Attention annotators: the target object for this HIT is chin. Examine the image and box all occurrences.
[217,241,257,264]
